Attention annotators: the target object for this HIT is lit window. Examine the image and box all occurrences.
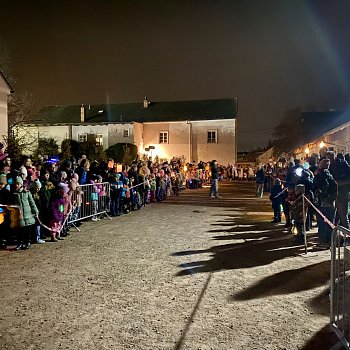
[78,134,87,143]
[96,134,103,146]
[159,131,168,144]
[123,129,130,137]
[207,130,217,143]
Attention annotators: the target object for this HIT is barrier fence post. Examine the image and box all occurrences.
[330,225,350,350]
[302,194,307,254]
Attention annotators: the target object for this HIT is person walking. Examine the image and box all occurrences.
[255,166,265,198]
[210,160,221,198]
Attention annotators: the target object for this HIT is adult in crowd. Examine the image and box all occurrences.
[329,153,350,229]
[313,158,338,247]
[209,160,221,198]
[255,165,265,198]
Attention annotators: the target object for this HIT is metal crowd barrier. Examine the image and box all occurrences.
[330,226,350,350]
[68,182,111,226]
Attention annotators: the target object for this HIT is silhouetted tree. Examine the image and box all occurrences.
[272,107,303,153]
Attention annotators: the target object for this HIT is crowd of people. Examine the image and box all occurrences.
[1,137,348,251]
[0,142,232,251]
[261,150,350,248]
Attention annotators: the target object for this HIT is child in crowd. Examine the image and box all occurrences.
[91,176,100,221]
[30,179,46,243]
[149,173,156,203]
[11,176,39,250]
[49,184,66,242]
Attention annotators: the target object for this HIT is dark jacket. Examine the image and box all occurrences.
[255,169,265,184]
[210,163,219,180]
[313,169,337,208]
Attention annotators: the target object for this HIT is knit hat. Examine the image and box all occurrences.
[59,182,69,194]
[318,159,330,170]
[295,184,305,195]
[15,176,23,185]
[31,179,42,191]
[19,166,28,177]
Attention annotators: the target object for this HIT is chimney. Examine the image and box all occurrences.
[143,96,150,108]
[80,104,85,123]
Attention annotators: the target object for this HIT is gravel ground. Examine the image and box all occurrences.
[0,182,340,349]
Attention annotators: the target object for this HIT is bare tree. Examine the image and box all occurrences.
[0,37,37,157]
[272,107,303,153]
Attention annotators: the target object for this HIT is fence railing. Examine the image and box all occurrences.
[68,182,111,225]
[330,226,350,350]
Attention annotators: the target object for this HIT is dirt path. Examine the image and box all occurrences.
[0,182,339,349]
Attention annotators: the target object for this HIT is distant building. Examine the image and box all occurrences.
[0,71,14,145]
[293,110,350,158]
[18,97,238,164]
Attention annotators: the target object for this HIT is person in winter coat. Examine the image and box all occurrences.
[298,170,314,231]
[269,179,283,223]
[289,184,308,244]
[30,179,46,244]
[48,185,66,242]
[313,159,338,247]
[330,153,350,229]
[255,166,265,198]
[11,176,39,250]
[210,160,221,198]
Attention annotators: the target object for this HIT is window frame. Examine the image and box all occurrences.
[207,130,217,143]
[123,129,130,138]
[96,133,103,146]
[78,133,87,143]
[159,131,169,144]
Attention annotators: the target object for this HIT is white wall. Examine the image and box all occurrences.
[107,123,134,148]
[143,121,190,161]
[16,125,70,154]
[71,124,109,148]
[191,119,236,164]
[142,119,236,164]
[133,122,144,153]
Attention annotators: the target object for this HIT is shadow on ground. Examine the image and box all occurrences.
[231,260,330,301]
[300,324,340,350]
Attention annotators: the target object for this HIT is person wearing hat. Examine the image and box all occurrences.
[11,176,39,250]
[29,179,46,244]
[313,158,338,247]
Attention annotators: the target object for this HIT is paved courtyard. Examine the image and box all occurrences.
[0,182,339,349]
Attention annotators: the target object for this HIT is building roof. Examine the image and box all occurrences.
[0,70,14,93]
[33,98,238,125]
[301,110,349,143]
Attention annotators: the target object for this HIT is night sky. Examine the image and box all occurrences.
[1,0,350,150]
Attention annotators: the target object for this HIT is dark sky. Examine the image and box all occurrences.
[1,0,350,150]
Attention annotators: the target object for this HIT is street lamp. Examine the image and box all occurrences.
[319,141,325,149]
